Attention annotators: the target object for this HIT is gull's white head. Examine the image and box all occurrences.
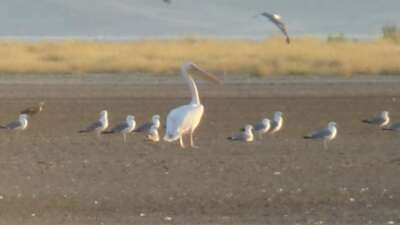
[100,110,107,117]
[152,114,160,122]
[244,124,254,132]
[99,110,108,122]
[274,111,283,119]
[381,111,389,118]
[19,114,28,120]
[273,14,281,20]
[262,118,270,125]
[328,121,337,129]
[126,115,135,122]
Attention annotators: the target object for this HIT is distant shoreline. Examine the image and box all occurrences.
[0,37,399,76]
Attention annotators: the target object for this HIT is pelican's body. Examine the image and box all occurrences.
[1,114,28,131]
[362,111,390,127]
[304,122,337,149]
[164,62,220,148]
[270,112,283,134]
[228,125,254,142]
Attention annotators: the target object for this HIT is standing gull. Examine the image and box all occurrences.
[228,125,254,142]
[259,12,291,44]
[147,125,160,142]
[254,118,271,139]
[362,111,390,128]
[270,112,284,134]
[383,122,400,132]
[21,101,45,116]
[79,110,109,138]
[134,115,160,133]
[163,62,221,148]
[304,122,337,149]
[104,115,136,143]
[0,114,28,131]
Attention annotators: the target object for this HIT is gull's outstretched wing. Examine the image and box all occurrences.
[260,12,290,44]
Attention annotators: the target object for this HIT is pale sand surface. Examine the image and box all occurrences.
[0,75,399,224]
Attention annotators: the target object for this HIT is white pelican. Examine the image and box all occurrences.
[362,111,390,128]
[134,115,160,132]
[147,125,160,142]
[0,114,28,131]
[104,115,136,143]
[228,125,254,142]
[254,118,271,139]
[259,12,291,44]
[270,111,283,134]
[163,62,220,148]
[21,101,45,116]
[79,110,109,138]
[304,121,337,149]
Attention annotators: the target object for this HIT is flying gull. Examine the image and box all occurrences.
[0,114,28,131]
[20,101,45,116]
[260,12,291,44]
[103,115,136,143]
[304,121,337,149]
[362,111,390,128]
[228,124,254,142]
[79,110,109,138]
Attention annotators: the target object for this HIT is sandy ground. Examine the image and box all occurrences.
[0,75,400,225]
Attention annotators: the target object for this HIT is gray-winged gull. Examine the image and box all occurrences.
[228,124,254,142]
[79,110,109,138]
[104,115,136,143]
[304,121,337,149]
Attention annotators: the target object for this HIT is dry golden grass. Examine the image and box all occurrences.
[0,37,399,76]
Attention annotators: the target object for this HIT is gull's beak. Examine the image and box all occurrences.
[190,64,221,85]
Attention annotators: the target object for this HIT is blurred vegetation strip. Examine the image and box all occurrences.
[0,35,399,76]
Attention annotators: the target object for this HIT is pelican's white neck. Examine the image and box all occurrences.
[181,64,200,105]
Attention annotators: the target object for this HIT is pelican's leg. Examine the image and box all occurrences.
[179,136,185,149]
[190,130,199,148]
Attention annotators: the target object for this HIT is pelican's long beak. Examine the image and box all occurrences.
[190,64,221,85]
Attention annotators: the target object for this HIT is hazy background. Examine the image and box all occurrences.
[1,0,399,40]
